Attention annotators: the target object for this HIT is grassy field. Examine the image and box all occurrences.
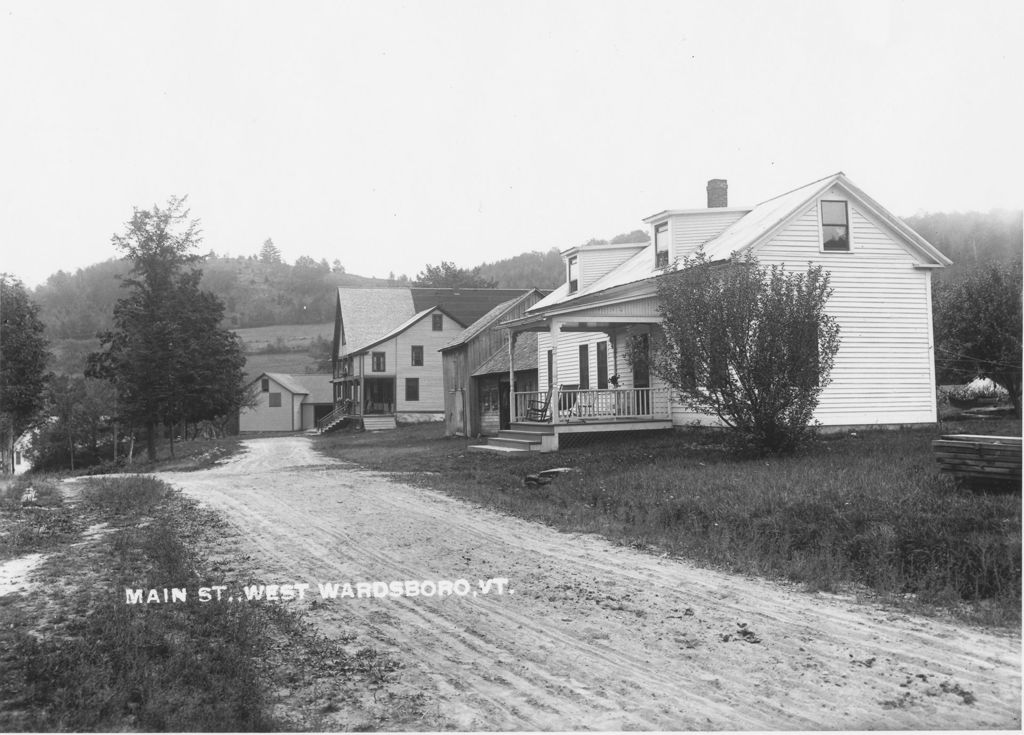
[232,322,333,353]
[242,351,327,384]
[315,418,1022,626]
[0,474,421,731]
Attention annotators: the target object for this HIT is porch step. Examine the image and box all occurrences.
[470,426,552,453]
[362,416,397,431]
[469,444,531,454]
[508,422,556,435]
[318,415,351,434]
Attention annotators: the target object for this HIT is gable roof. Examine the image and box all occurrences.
[524,172,950,318]
[337,288,416,353]
[298,374,334,404]
[701,171,952,265]
[349,306,464,355]
[250,372,335,403]
[409,287,534,326]
[337,287,539,356]
[260,372,309,395]
[442,289,546,350]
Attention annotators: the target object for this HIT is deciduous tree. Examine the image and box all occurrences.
[415,261,497,288]
[933,259,1022,415]
[0,276,50,472]
[647,252,841,453]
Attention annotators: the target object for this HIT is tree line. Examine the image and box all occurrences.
[1,207,1019,471]
[2,198,254,471]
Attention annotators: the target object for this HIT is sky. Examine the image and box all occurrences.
[1,0,1021,288]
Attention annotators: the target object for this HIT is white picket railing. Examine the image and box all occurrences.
[512,386,670,423]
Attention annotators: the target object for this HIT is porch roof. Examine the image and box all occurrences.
[471,332,538,376]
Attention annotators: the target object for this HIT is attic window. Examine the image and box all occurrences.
[821,201,850,251]
[567,255,579,294]
[261,377,269,392]
[654,222,669,268]
[432,314,443,331]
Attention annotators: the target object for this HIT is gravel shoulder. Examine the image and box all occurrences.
[163,435,1021,731]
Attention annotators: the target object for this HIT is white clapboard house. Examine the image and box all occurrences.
[484,173,951,452]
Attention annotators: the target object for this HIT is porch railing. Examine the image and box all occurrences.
[512,386,671,423]
[316,404,349,432]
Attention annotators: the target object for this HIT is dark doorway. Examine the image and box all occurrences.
[499,381,511,430]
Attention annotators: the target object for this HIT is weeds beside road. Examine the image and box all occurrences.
[316,418,1022,626]
[0,474,408,731]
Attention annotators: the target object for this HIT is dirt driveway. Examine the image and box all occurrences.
[164,436,1020,730]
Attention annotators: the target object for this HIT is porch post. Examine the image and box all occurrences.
[507,329,516,421]
[550,320,562,425]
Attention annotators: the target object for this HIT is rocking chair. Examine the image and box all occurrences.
[525,385,556,422]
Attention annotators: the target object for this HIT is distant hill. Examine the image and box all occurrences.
[903,209,1022,277]
[32,213,1020,376]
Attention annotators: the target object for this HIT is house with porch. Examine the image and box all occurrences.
[440,289,546,437]
[484,173,951,452]
[322,287,537,431]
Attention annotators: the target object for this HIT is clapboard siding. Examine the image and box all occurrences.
[538,331,614,388]
[239,375,303,432]
[579,244,648,290]
[670,210,748,260]
[393,311,457,412]
[751,195,937,425]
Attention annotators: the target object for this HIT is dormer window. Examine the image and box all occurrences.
[654,222,669,268]
[567,255,579,293]
[821,201,850,251]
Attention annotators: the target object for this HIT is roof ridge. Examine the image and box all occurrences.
[755,171,844,206]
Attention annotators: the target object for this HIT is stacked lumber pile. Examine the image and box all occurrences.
[932,434,1022,485]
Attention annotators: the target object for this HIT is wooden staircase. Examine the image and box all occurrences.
[362,415,398,431]
[471,422,554,453]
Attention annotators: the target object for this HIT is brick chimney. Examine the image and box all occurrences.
[706,179,728,208]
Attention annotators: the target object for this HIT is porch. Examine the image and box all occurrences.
[473,385,672,452]
[318,377,398,433]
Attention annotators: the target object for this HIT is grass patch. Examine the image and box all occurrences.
[316,418,1022,625]
[0,474,423,731]
[0,477,79,562]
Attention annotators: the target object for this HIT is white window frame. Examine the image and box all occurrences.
[654,221,670,268]
[818,199,853,253]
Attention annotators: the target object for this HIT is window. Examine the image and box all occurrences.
[268,392,282,407]
[579,344,590,389]
[654,222,669,268]
[411,345,424,366]
[597,341,608,388]
[371,352,386,371]
[432,314,443,331]
[481,384,499,412]
[821,201,850,251]
[567,255,579,293]
[261,377,269,392]
[405,378,420,401]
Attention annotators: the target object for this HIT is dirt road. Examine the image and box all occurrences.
[165,436,1020,730]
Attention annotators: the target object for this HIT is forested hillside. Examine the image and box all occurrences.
[31,211,1020,375]
[904,209,1021,277]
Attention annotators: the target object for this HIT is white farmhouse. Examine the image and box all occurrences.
[490,173,951,451]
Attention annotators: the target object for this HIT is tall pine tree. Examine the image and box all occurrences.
[88,197,248,460]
